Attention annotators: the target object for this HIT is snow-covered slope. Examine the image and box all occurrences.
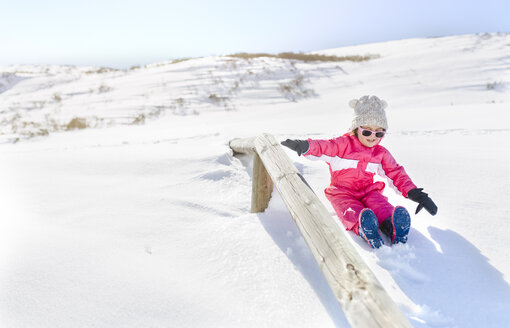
[1,33,509,327]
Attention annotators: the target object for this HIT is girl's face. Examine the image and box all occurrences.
[356,125,385,148]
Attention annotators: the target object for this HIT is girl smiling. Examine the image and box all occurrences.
[282,95,437,248]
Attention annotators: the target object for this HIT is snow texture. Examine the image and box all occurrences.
[1,33,510,327]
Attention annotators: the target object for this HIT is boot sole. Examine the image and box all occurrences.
[392,206,411,244]
[359,209,384,249]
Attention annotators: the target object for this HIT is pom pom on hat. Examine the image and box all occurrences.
[349,95,388,131]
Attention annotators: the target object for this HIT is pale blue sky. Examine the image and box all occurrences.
[1,0,509,68]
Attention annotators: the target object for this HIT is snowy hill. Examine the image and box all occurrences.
[1,33,509,327]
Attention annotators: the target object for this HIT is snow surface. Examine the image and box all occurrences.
[1,33,509,327]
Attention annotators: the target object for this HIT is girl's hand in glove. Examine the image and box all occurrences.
[281,139,310,156]
[407,188,438,215]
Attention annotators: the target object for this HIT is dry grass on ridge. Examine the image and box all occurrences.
[227,52,379,62]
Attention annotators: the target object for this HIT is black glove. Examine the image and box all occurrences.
[281,139,310,156]
[407,188,438,216]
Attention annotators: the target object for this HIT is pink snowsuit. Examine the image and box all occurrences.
[304,133,417,234]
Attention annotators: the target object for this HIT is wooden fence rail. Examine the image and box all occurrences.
[229,133,412,328]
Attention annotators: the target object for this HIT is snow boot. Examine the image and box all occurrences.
[358,209,384,249]
[381,206,411,244]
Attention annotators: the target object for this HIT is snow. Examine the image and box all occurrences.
[1,32,509,327]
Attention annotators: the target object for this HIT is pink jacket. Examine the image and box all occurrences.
[304,133,417,197]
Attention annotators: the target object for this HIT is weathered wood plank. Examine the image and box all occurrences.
[230,133,412,328]
[229,137,256,155]
[251,154,273,213]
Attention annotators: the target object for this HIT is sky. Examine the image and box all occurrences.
[1,0,509,68]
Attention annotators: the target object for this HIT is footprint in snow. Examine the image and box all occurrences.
[200,169,233,181]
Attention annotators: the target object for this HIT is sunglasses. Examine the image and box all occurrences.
[358,127,386,138]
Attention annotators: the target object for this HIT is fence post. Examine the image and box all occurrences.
[251,154,273,213]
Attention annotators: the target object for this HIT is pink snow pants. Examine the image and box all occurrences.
[325,185,394,235]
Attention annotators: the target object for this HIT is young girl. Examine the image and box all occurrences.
[282,95,437,248]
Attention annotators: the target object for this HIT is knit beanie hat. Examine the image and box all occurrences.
[349,95,388,131]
